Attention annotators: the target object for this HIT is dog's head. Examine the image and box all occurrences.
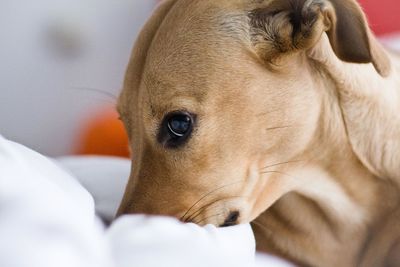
[116,0,389,226]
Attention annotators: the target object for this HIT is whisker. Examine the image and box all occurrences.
[194,213,225,225]
[69,86,118,101]
[180,180,245,222]
[265,125,297,131]
[185,162,308,223]
[186,195,248,223]
[259,170,297,179]
[185,201,220,223]
[260,160,306,171]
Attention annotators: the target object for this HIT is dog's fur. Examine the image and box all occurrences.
[116,0,400,266]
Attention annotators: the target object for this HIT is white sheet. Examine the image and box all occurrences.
[0,135,292,267]
[57,156,130,223]
[0,137,112,267]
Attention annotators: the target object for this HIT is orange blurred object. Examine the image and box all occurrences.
[76,107,130,158]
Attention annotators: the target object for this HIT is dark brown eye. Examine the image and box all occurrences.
[168,114,192,137]
[158,111,195,148]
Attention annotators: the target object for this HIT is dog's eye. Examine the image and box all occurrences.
[168,114,191,137]
[158,111,195,148]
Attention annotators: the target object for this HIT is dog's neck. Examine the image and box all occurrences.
[285,37,386,225]
[291,65,380,228]
[253,35,400,266]
[308,34,400,182]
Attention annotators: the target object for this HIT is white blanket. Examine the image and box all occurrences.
[0,135,291,267]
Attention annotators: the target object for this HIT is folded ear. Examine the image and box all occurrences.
[327,0,390,76]
[249,0,391,76]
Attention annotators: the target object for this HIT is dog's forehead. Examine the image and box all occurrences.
[140,1,255,98]
[146,5,245,64]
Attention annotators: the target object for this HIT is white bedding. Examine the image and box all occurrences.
[0,135,291,267]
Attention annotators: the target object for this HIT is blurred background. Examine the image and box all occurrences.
[0,0,399,157]
[0,0,157,157]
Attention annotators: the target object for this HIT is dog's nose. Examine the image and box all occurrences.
[220,211,240,227]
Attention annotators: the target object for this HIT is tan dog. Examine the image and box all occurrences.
[116,0,400,266]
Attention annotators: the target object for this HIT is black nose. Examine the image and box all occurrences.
[220,211,240,227]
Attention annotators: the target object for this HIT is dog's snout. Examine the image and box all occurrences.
[220,211,240,227]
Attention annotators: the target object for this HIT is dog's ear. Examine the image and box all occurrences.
[249,0,390,76]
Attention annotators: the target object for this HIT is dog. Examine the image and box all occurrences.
[116,0,400,266]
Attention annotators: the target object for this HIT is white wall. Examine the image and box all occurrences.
[0,0,156,156]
